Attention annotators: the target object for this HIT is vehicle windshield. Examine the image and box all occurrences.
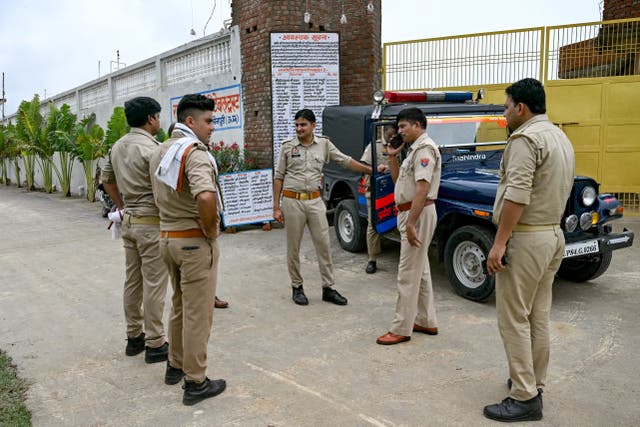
[426,115,507,147]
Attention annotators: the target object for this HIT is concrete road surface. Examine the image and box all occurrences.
[1,185,639,426]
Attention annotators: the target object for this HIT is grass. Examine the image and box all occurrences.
[0,350,31,426]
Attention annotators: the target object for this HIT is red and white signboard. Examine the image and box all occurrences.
[169,84,244,149]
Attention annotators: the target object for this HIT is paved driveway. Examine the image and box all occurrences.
[1,185,639,426]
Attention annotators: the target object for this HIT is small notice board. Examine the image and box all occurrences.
[219,169,274,227]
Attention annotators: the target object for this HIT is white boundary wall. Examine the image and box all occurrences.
[2,27,242,196]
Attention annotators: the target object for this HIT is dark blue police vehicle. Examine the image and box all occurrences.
[321,90,634,301]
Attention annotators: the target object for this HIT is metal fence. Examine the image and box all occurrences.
[383,18,640,214]
[548,18,640,80]
[384,28,544,90]
[384,17,640,89]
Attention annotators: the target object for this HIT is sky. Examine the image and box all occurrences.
[0,0,603,116]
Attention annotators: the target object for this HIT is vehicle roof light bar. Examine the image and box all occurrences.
[384,91,473,103]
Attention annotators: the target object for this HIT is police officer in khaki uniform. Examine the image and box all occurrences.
[360,124,394,274]
[274,109,386,306]
[376,107,441,346]
[101,96,169,363]
[149,94,226,406]
[166,122,229,310]
[483,78,574,422]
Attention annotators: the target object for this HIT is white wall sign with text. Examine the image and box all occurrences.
[270,32,340,166]
[219,168,274,227]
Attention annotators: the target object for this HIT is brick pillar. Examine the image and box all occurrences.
[231,0,381,168]
[603,0,640,20]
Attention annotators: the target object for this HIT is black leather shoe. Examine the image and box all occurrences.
[125,332,145,356]
[483,396,542,422]
[145,342,169,364]
[322,287,348,305]
[182,377,227,406]
[507,378,544,409]
[165,362,185,385]
[292,286,308,305]
[365,261,377,274]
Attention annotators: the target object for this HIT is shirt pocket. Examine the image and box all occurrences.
[311,153,325,166]
[287,152,305,168]
[399,157,412,178]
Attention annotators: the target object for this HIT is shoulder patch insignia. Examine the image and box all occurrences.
[420,158,430,167]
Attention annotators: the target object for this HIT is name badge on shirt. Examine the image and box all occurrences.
[291,146,301,158]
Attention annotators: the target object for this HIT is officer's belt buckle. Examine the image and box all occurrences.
[298,192,311,200]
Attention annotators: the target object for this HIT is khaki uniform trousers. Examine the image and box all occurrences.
[496,225,564,401]
[161,236,219,383]
[366,196,381,261]
[121,221,168,348]
[281,196,334,288]
[390,204,438,336]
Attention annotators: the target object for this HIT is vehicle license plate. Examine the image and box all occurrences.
[563,239,599,258]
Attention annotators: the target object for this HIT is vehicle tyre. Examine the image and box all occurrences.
[443,225,495,302]
[334,199,366,252]
[557,251,612,282]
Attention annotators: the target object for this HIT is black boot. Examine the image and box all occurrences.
[165,362,185,385]
[145,342,169,364]
[322,287,348,305]
[125,332,145,356]
[365,261,377,274]
[292,285,308,305]
[182,377,227,406]
[507,378,544,409]
[483,395,542,422]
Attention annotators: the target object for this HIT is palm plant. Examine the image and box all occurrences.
[74,113,105,202]
[4,123,22,187]
[33,103,61,193]
[104,106,129,153]
[15,95,44,191]
[46,104,78,197]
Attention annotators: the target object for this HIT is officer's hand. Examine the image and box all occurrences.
[274,207,284,223]
[195,218,216,239]
[386,141,404,157]
[487,242,506,275]
[407,224,422,247]
[377,164,389,173]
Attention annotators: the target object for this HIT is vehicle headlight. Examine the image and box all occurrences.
[580,186,597,207]
[373,90,385,104]
[564,214,578,232]
[579,212,594,230]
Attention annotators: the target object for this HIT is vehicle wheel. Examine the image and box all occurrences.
[334,199,366,252]
[557,251,612,282]
[443,225,495,302]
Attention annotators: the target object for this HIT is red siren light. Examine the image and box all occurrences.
[384,91,473,103]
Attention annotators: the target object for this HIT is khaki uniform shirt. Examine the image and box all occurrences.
[275,135,351,192]
[394,132,441,205]
[101,128,160,217]
[149,133,219,231]
[360,140,390,192]
[493,114,575,225]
